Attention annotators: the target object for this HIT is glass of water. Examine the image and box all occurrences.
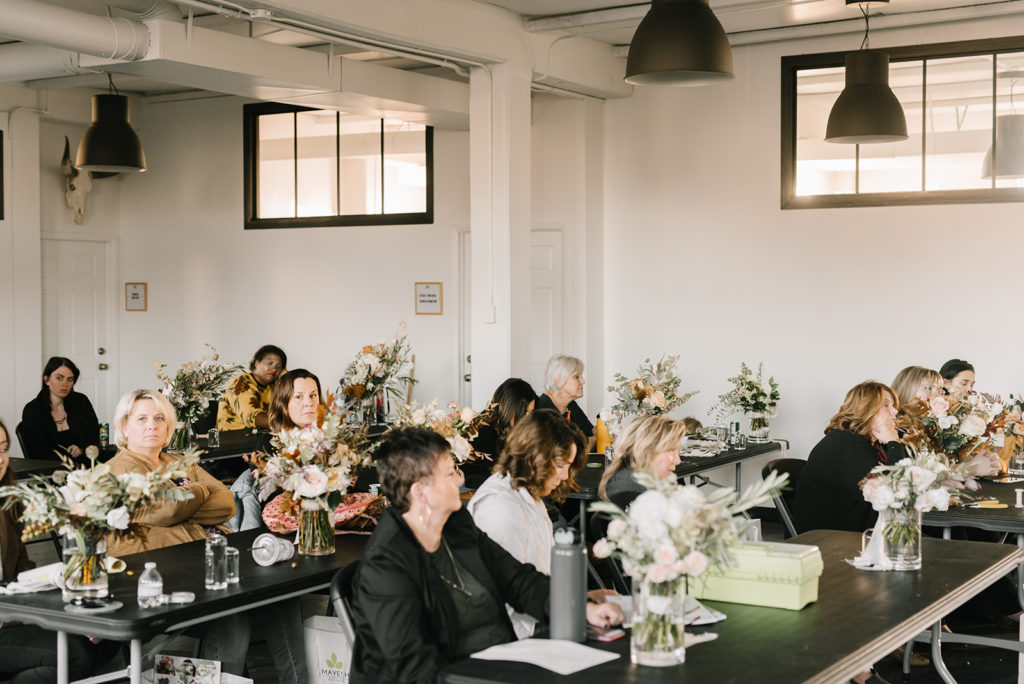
[205,533,228,590]
[225,546,240,584]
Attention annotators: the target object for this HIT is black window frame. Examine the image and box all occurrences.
[782,35,1024,209]
[243,102,434,229]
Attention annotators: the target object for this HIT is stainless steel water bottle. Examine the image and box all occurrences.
[549,527,586,642]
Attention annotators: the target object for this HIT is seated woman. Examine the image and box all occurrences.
[598,414,690,510]
[464,378,537,489]
[350,426,621,683]
[891,366,942,408]
[793,381,907,534]
[939,358,975,398]
[467,410,589,637]
[20,357,99,462]
[0,419,111,684]
[216,344,286,430]
[106,390,305,683]
[535,354,596,452]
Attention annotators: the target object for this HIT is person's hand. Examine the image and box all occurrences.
[585,601,624,629]
[68,444,82,458]
[964,451,1001,477]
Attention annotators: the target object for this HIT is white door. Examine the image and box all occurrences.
[529,229,564,391]
[458,230,473,406]
[41,239,115,422]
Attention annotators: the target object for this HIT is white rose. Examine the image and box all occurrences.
[105,506,131,530]
[683,550,709,576]
[293,466,329,498]
[868,483,895,511]
[907,466,936,489]
[653,544,678,566]
[450,435,472,463]
[411,408,428,424]
[959,414,987,437]
[592,538,612,558]
[607,518,627,539]
[937,415,958,430]
[460,406,477,423]
[643,391,666,410]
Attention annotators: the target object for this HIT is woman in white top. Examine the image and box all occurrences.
[467,409,586,637]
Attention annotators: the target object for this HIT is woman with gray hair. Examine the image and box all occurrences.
[535,354,595,452]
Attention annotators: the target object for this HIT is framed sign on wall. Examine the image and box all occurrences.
[125,282,147,311]
[415,282,443,315]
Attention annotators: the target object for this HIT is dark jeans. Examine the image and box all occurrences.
[0,623,95,684]
[196,600,307,684]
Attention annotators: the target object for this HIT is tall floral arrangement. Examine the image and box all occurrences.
[897,392,1007,461]
[392,400,487,463]
[607,355,697,422]
[341,324,415,414]
[155,345,243,425]
[252,395,370,554]
[709,361,780,424]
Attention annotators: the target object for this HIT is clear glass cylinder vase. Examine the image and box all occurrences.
[883,508,922,570]
[747,412,771,443]
[630,578,686,666]
[296,501,335,556]
[60,528,109,603]
[167,422,195,454]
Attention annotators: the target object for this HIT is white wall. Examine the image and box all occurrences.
[114,95,470,412]
[603,15,1024,474]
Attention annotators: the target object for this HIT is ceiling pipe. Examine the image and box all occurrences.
[0,0,151,61]
[102,0,183,22]
[0,44,91,81]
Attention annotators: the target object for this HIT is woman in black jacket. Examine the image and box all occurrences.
[793,381,908,534]
[350,427,621,683]
[20,357,99,462]
[464,378,537,489]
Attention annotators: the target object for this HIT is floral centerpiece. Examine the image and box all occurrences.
[896,392,1007,462]
[0,448,198,602]
[860,450,981,570]
[341,323,415,423]
[391,400,487,464]
[591,470,786,666]
[252,395,370,555]
[155,345,243,452]
[607,355,697,426]
[709,362,780,443]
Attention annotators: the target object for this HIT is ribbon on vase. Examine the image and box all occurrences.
[848,514,894,571]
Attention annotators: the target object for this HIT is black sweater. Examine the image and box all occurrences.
[350,507,549,684]
[20,388,99,462]
[792,429,907,534]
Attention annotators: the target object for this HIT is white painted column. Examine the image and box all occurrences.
[469,62,532,409]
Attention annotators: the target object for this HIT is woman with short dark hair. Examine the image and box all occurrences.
[350,426,621,682]
[939,358,975,398]
[216,344,287,430]
[20,356,99,462]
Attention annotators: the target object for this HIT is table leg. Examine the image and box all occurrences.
[929,621,956,684]
[57,630,68,684]
[579,499,586,542]
[1017,534,1024,612]
[130,638,142,684]
[735,462,742,491]
[943,528,952,541]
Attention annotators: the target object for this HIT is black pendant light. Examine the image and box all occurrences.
[624,0,734,87]
[981,72,1024,179]
[825,1,908,144]
[76,75,147,173]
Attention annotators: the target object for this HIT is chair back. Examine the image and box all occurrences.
[330,561,360,646]
[191,399,220,435]
[14,422,29,459]
[761,458,805,539]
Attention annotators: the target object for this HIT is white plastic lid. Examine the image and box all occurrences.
[144,562,156,568]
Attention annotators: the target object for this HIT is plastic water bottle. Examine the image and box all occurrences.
[138,562,164,608]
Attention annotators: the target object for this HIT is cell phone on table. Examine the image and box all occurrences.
[587,625,626,642]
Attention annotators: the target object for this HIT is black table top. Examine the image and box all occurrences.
[441,529,1022,684]
[0,528,366,641]
[571,440,783,502]
[923,477,1024,533]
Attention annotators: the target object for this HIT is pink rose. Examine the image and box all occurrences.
[929,396,950,417]
[683,550,709,576]
[592,538,612,558]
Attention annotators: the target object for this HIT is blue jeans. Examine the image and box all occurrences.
[0,623,95,684]
[198,600,307,684]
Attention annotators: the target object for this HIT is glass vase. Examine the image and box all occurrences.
[631,578,686,666]
[167,422,195,454]
[747,412,771,444]
[296,501,335,556]
[60,528,109,603]
[882,508,922,570]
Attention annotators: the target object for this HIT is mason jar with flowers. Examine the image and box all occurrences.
[341,324,415,425]
[591,470,786,666]
[607,355,698,432]
[710,362,780,443]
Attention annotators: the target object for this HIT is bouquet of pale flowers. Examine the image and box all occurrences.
[392,399,487,463]
[709,361,780,424]
[607,355,697,421]
[341,323,415,406]
[591,470,787,584]
[897,391,1007,462]
[252,394,370,518]
[155,345,243,425]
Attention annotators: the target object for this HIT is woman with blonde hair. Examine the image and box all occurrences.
[890,366,943,408]
[792,381,907,535]
[599,415,690,510]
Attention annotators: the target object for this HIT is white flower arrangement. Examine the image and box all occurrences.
[341,323,415,410]
[391,399,486,463]
[591,470,787,584]
[709,361,780,424]
[607,355,697,423]
[155,345,243,425]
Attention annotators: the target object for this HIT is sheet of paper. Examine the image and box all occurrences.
[470,639,619,675]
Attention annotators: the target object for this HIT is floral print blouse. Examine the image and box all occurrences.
[216,372,271,430]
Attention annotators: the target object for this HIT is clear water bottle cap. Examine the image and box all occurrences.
[145,562,156,569]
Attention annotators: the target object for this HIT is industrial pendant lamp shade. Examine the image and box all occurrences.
[981,114,1024,179]
[624,0,734,86]
[825,50,908,144]
[76,94,147,173]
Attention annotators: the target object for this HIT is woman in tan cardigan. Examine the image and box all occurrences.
[105,389,234,556]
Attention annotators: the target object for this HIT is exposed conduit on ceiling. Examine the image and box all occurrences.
[0,0,151,60]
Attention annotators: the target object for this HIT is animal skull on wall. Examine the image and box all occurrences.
[61,135,93,224]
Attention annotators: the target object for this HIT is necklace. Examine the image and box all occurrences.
[436,538,472,597]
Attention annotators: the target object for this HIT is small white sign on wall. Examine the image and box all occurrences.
[415,282,443,315]
[125,282,147,311]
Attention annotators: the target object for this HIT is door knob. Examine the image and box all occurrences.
[463,373,471,382]
[97,347,106,355]
[98,363,109,371]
